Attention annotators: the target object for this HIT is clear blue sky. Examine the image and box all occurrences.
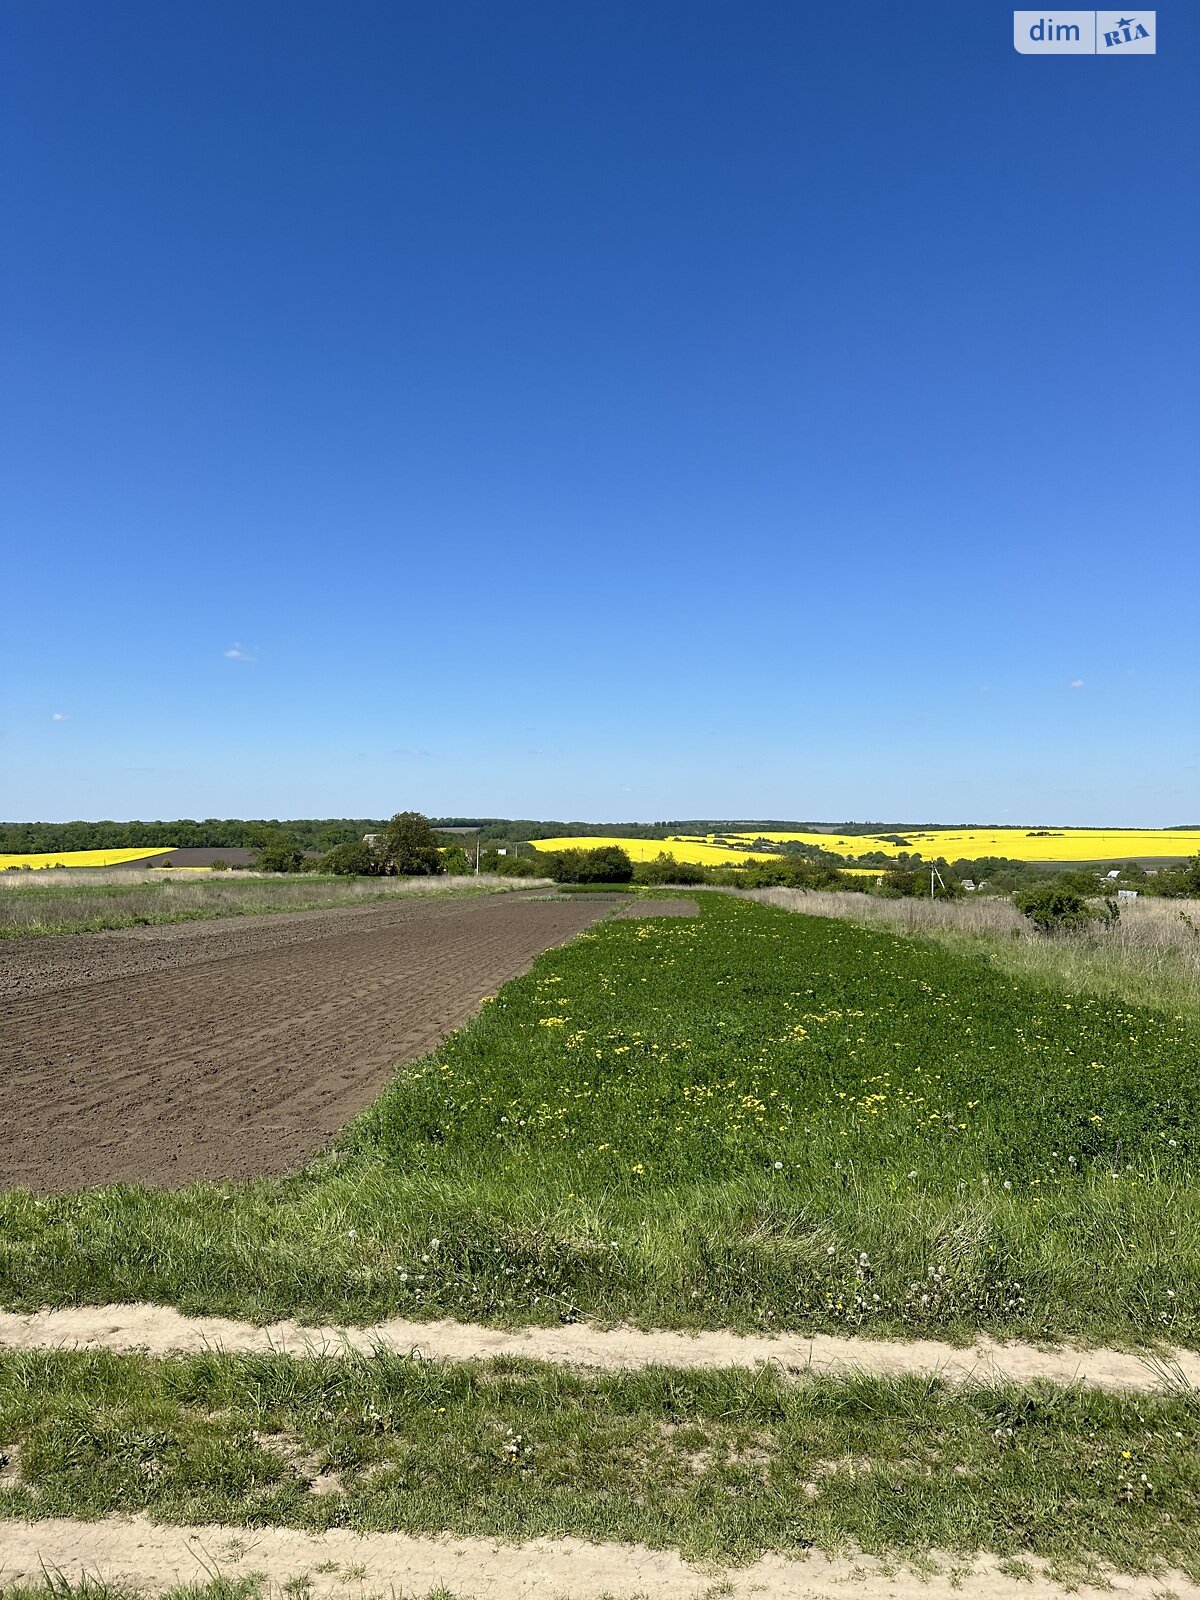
[3,1,1196,825]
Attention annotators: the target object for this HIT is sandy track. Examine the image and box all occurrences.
[0,1516,1191,1600]
[0,1303,1194,1393]
[0,894,629,1193]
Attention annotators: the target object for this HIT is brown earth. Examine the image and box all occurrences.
[1,1516,1194,1600]
[0,893,691,1194]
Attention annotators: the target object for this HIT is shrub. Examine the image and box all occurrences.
[440,844,472,875]
[1014,883,1091,933]
[1145,854,1200,898]
[491,854,544,877]
[632,851,705,886]
[320,840,378,877]
[546,846,634,884]
[253,839,308,874]
[209,859,231,872]
[878,868,924,898]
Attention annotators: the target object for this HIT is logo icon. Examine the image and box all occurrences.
[1096,11,1155,51]
[1013,10,1155,53]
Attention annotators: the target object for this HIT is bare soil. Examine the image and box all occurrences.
[0,893,678,1194]
[0,1516,1191,1599]
[0,1303,1193,1394]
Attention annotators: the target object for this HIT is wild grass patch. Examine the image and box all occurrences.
[1,1349,1199,1574]
[0,874,543,939]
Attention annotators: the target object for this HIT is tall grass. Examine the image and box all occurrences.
[745,889,1200,1015]
[0,872,551,938]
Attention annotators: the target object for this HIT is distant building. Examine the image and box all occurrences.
[1105,869,1121,880]
[961,878,976,892]
[1117,888,1139,900]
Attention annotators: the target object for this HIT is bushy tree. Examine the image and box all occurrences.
[632,851,705,886]
[1015,883,1091,933]
[379,811,444,876]
[253,832,308,873]
[1144,854,1200,898]
[440,844,472,875]
[545,845,634,884]
[320,840,378,876]
[480,850,545,877]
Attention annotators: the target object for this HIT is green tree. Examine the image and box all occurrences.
[440,844,472,875]
[1014,883,1090,933]
[632,851,705,886]
[546,846,634,884]
[320,840,378,876]
[253,830,307,873]
[379,811,444,876]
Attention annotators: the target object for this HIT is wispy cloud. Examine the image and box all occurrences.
[51,711,69,721]
[392,746,429,758]
[1070,679,1085,689]
[224,643,256,662]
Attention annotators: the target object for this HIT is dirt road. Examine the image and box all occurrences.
[0,893,623,1193]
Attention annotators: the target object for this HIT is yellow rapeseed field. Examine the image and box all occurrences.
[0,848,172,870]
[529,828,1199,869]
[530,837,887,872]
[529,836,778,865]
[717,828,1200,862]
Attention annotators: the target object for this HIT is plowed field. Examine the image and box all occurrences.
[0,893,626,1193]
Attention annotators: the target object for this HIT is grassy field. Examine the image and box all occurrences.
[748,888,1200,1016]
[2,1348,1199,1574]
[0,872,548,939]
[3,893,1198,1347]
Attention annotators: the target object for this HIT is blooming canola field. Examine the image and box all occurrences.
[0,848,171,871]
[719,828,1200,862]
[530,828,1200,867]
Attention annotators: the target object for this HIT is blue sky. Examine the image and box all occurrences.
[3,1,1196,825]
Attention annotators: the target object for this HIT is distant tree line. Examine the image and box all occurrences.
[0,818,389,853]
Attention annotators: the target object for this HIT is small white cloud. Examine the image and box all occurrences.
[1070,679,1085,689]
[51,711,69,721]
[224,643,256,662]
[392,746,429,758]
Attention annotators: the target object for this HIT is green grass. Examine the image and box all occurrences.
[1,1348,1199,1575]
[0,1584,275,1600]
[0,1582,458,1600]
[0,874,540,939]
[3,895,1199,1345]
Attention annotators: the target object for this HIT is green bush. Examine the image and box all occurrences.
[1145,854,1200,898]
[1015,883,1091,933]
[320,840,378,877]
[440,844,472,875]
[545,845,634,884]
[253,839,308,873]
[632,852,706,886]
[490,854,545,877]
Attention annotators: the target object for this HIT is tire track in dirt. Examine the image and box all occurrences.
[0,1515,1191,1599]
[0,1304,1193,1394]
[0,895,621,1193]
